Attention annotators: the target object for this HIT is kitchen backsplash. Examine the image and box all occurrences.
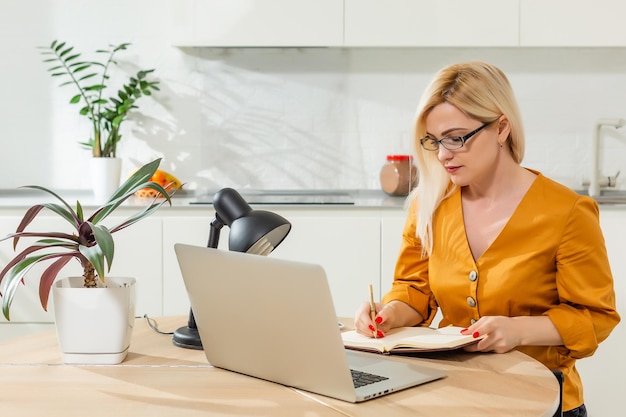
[2,0,626,193]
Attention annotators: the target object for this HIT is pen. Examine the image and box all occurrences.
[368,284,377,339]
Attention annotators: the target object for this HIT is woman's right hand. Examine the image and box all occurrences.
[354,301,385,338]
[354,300,423,338]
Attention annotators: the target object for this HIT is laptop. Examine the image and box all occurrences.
[174,243,445,402]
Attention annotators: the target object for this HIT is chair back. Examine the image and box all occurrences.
[551,369,564,417]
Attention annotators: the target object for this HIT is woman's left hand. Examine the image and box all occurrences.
[462,315,563,353]
[461,316,522,353]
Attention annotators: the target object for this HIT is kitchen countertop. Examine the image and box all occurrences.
[0,188,410,210]
[1,188,624,211]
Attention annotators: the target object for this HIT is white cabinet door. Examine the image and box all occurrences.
[520,0,626,46]
[344,0,519,47]
[106,217,163,319]
[380,211,407,294]
[170,0,344,47]
[161,209,380,318]
[162,216,213,316]
[575,208,626,416]
[0,215,163,323]
[269,210,380,318]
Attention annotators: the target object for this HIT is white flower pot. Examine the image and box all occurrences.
[52,276,136,364]
[90,157,122,204]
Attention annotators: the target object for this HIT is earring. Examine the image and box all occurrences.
[499,142,504,148]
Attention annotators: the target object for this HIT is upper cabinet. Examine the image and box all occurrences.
[344,0,519,47]
[171,0,626,48]
[520,0,626,46]
[170,0,344,47]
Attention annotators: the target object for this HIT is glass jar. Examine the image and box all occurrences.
[379,155,418,196]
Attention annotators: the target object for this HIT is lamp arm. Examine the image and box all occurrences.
[185,215,226,330]
[187,308,197,329]
[207,215,225,249]
[186,216,226,328]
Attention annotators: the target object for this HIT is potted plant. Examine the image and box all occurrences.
[40,40,160,201]
[0,158,177,364]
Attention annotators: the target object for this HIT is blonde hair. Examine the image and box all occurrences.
[412,61,525,255]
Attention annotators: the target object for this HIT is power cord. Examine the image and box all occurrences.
[141,314,175,335]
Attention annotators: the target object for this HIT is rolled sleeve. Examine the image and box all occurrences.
[548,196,620,358]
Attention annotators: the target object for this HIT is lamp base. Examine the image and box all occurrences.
[172,325,204,350]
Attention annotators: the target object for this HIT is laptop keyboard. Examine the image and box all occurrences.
[351,369,389,388]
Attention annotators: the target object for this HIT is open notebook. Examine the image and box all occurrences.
[174,243,445,403]
[342,326,483,354]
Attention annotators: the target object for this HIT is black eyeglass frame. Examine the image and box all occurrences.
[420,119,498,151]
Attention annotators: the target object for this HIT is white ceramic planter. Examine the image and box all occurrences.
[90,157,122,204]
[52,276,136,364]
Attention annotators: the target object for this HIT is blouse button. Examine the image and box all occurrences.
[466,296,476,307]
[469,270,478,281]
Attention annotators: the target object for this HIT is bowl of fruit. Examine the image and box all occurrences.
[134,169,182,198]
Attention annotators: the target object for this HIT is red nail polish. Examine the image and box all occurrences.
[376,330,384,338]
[375,316,382,324]
[368,324,375,332]
[472,331,480,338]
[460,328,468,333]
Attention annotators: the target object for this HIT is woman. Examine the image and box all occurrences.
[355,61,620,417]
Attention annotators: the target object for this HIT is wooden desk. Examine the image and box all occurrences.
[0,316,559,417]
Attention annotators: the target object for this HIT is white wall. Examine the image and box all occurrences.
[1,0,626,194]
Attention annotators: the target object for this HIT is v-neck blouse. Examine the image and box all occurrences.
[383,171,620,411]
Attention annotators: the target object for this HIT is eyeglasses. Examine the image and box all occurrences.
[420,119,497,151]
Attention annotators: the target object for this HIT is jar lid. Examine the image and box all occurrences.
[386,154,413,161]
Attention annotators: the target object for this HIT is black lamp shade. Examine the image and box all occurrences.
[214,188,291,254]
[228,211,292,254]
[212,188,252,225]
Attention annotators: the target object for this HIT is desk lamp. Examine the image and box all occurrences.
[172,187,292,349]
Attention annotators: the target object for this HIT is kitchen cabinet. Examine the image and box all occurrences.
[171,0,518,48]
[161,215,213,317]
[344,0,519,47]
[269,210,380,317]
[171,0,626,48]
[380,211,407,294]
[520,0,626,46]
[170,0,343,47]
[0,204,389,336]
[161,209,381,318]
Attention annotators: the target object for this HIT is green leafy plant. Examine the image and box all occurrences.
[0,158,176,320]
[40,40,160,158]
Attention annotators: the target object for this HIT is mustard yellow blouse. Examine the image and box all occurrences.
[383,172,620,411]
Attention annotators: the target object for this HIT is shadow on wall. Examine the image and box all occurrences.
[122,47,371,192]
[121,47,626,192]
